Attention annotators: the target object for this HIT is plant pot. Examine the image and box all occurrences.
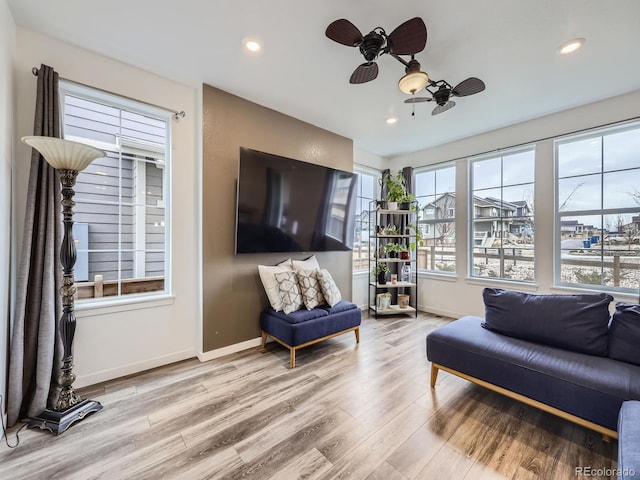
[400,251,410,260]
[377,294,391,310]
[388,251,397,258]
[377,272,387,285]
[388,201,397,211]
[376,200,387,210]
[398,201,410,210]
[398,294,410,309]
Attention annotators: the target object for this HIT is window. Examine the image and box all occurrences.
[60,81,171,301]
[353,168,379,271]
[470,147,535,281]
[555,121,640,293]
[415,164,456,273]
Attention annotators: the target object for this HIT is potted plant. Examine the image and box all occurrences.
[406,222,423,252]
[384,242,403,258]
[381,224,398,236]
[373,263,390,285]
[398,193,415,210]
[400,245,410,260]
[383,171,407,210]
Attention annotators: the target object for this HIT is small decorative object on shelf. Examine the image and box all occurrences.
[368,198,418,319]
[401,264,411,283]
[398,294,410,309]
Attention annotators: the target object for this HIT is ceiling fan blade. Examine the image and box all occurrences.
[326,19,363,47]
[387,17,427,55]
[404,97,431,104]
[452,77,486,97]
[350,62,378,84]
[432,101,456,115]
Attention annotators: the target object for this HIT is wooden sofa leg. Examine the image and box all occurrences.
[430,364,439,388]
[355,327,360,343]
[261,331,267,349]
[290,348,296,368]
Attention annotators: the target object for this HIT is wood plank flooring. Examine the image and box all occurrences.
[0,312,618,479]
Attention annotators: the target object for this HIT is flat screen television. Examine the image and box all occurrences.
[235,148,357,254]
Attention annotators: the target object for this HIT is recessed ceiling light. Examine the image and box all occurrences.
[559,38,585,55]
[244,39,263,53]
[386,117,398,125]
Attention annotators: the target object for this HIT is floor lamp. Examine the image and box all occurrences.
[22,136,105,435]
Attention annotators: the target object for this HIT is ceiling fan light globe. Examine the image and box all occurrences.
[398,71,429,95]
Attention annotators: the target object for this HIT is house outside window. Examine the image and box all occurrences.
[555,121,640,293]
[60,81,171,301]
[353,168,379,271]
[470,147,535,281]
[415,163,456,273]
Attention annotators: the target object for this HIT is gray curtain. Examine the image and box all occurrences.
[380,168,390,201]
[402,166,414,197]
[8,64,63,426]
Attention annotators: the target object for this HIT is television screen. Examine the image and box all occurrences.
[235,148,357,254]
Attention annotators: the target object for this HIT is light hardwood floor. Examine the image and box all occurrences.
[0,312,617,479]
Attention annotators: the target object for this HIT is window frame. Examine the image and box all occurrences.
[352,166,380,273]
[59,80,173,306]
[414,162,457,275]
[468,145,536,283]
[554,120,640,294]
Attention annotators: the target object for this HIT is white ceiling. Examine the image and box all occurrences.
[8,0,640,158]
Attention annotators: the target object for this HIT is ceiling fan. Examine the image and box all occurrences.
[404,77,486,115]
[325,17,427,84]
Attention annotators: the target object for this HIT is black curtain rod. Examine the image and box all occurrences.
[32,66,186,121]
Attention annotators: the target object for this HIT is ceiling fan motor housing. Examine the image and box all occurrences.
[359,32,385,61]
[434,86,451,105]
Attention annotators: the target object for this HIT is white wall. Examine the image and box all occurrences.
[389,89,640,318]
[14,28,200,387]
[354,146,387,171]
[0,0,15,415]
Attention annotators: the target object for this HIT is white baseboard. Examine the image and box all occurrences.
[417,304,462,319]
[75,348,196,388]
[197,337,263,362]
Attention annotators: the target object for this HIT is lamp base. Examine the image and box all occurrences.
[27,399,103,435]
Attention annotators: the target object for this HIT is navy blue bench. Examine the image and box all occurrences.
[260,300,361,368]
[619,401,640,479]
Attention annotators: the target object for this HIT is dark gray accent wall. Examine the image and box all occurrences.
[202,85,354,352]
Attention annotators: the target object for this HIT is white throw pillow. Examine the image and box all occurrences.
[292,255,320,271]
[296,269,325,310]
[316,269,342,307]
[275,271,304,314]
[258,259,294,311]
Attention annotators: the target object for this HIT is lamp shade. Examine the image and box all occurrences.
[398,71,429,95]
[22,136,105,171]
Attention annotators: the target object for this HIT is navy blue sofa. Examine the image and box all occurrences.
[427,289,640,441]
[427,315,640,438]
[260,300,361,368]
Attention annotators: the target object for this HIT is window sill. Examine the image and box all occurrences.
[352,270,370,277]
[551,285,640,301]
[75,293,176,318]
[417,271,458,282]
[465,276,539,291]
